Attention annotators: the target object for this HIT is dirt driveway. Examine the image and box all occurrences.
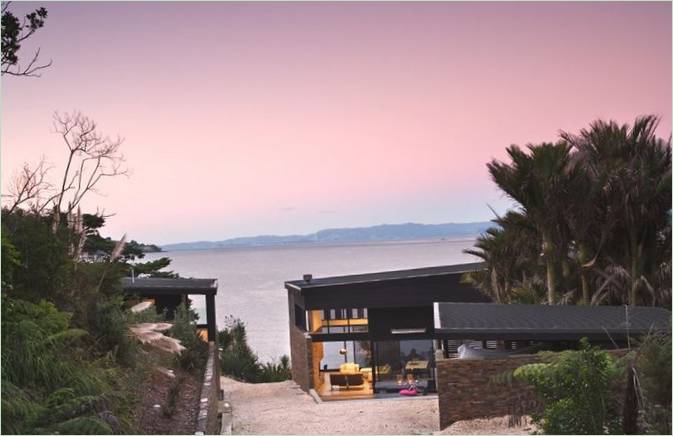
[221,377,439,434]
[221,377,536,435]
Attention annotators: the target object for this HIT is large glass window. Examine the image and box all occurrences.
[319,341,347,370]
[313,340,374,398]
[373,339,435,393]
[317,340,373,371]
[309,308,368,334]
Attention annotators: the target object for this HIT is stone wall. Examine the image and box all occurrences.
[196,342,221,434]
[436,355,542,429]
[289,323,313,392]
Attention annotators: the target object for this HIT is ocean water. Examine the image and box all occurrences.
[144,239,478,362]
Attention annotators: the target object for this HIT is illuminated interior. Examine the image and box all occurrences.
[311,339,374,400]
[309,308,368,334]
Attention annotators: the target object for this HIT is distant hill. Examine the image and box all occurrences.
[161,221,491,251]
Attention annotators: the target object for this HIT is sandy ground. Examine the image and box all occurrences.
[221,377,535,435]
[440,416,537,435]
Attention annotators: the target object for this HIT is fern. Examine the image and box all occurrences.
[1,381,43,434]
[39,328,89,347]
[2,297,123,434]
[50,416,113,434]
[45,387,77,408]
[37,394,100,426]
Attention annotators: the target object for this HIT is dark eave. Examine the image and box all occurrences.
[285,262,485,291]
[122,277,218,296]
[434,302,671,341]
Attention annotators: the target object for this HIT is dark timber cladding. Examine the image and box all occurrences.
[122,277,218,341]
[285,262,489,309]
[435,302,672,341]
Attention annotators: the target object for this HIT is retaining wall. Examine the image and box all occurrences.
[196,342,221,434]
[436,354,541,429]
[436,349,630,429]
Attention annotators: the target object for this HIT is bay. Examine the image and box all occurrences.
[145,239,478,362]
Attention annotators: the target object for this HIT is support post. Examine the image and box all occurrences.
[206,293,217,342]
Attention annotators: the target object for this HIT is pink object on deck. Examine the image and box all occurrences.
[399,387,418,396]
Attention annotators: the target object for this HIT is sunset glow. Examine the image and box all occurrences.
[2,1,671,244]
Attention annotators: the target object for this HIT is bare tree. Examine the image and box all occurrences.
[3,111,128,235]
[51,111,128,220]
[1,2,52,77]
[2,157,53,213]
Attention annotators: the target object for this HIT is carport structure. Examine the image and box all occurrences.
[433,302,671,343]
[432,302,671,429]
[122,277,219,341]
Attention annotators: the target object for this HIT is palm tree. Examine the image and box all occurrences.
[563,116,671,306]
[487,142,578,304]
[463,227,516,303]
[463,210,541,303]
[562,157,605,304]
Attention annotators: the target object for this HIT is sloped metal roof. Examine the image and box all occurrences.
[285,262,485,290]
[434,302,671,341]
[122,277,217,295]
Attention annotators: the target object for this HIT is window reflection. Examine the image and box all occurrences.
[317,340,373,373]
[373,339,435,393]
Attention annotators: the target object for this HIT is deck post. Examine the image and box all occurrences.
[206,293,217,342]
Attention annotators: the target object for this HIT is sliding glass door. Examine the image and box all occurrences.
[373,339,435,393]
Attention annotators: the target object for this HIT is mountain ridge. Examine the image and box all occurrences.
[161,221,491,251]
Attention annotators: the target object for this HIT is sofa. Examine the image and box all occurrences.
[329,363,365,390]
[329,373,365,390]
[339,363,360,373]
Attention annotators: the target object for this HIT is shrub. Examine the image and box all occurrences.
[1,229,20,289]
[219,320,263,382]
[88,296,137,366]
[219,318,291,383]
[0,297,118,434]
[635,329,672,434]
[1,210,74,305]
[169,303,208,373]
[259,355,292,382]
[2,298,95,391]
[1,381,42,434]
[0,208,172,433]
[50,416,113,434]
[162,374,184,417]
[514,338,620,434]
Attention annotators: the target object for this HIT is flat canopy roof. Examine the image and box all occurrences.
[434,302,671,341]
[285,262,485,291]
[122,277,218,296]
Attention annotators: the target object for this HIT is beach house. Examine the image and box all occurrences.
[285,262,670,404]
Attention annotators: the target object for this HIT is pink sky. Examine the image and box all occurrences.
[2,1,671,245]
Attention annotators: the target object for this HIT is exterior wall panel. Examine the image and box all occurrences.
[287,289,312,391]
[289,323,312,391]
[301,274,489,309]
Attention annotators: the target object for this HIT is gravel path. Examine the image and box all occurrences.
[221,377,535,435]
[221,377,439,434]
